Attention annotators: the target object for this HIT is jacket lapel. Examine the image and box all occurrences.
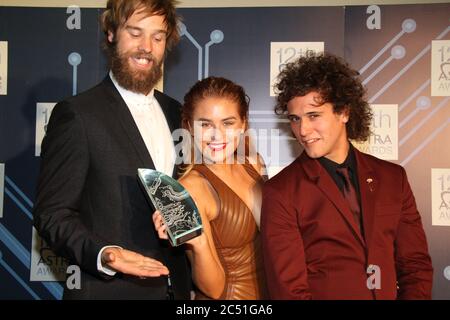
[101,76,155,169]
[154,90,181,134]
[154,90,182,178]
[300,152,366,247]
[354,148,378,250]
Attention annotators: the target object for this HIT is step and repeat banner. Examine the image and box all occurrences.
[0,2,449,299]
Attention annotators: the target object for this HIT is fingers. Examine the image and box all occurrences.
[142,265,170,277]
[155,214,162,227]
[142,256,164,266]
[111,249,170,277]
[138,269,169,278]
[134,258,170,277]
[152,210,160,224]
[153,211,164,228]
[153,212,168,240]
[152,210,162,224]
[158,224,168,239]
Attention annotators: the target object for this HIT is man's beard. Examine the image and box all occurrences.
[109,46,163,95]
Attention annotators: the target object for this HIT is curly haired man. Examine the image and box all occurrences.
[261,52,433,300]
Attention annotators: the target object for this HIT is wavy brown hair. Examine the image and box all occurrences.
[275,52,373,141]
[101,0,181,53]
[182,77,249,130]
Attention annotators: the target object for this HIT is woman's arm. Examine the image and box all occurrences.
[153,171,226,299]
[182,173,226,299]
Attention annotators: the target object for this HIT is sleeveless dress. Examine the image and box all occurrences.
[192,163,268,300]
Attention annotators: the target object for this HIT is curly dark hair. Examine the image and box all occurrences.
[275,52,373,142]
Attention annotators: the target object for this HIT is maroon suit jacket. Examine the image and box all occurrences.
[261,149,433,300]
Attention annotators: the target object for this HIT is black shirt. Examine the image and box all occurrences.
[317,144,361,201]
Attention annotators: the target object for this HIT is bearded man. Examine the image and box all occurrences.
[33,0,191,300]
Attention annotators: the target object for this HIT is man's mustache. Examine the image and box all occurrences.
[129,50,157,62]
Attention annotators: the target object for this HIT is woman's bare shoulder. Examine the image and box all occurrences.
[179,170,209,192]
[179,170,219,220]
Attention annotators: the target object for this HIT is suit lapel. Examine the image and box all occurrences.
[300,152,366,247]
[154,90,182,177]
[354,148,378,251]
[154,90,181,134]
[101,76,155,169]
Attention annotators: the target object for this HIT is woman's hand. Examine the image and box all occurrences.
[152,211,206,247]
[152,210,168,240]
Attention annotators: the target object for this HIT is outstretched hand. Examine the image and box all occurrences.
[101,247,169,277]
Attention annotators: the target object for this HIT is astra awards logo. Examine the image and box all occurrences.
[30,227,68,281]
[33,8,85,156]
[431,168,450,226]
[353,104,398,160]
[432,40,450,97]
[0,41,7,95]
[270,42,324,97]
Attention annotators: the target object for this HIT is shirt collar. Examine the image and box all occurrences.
[318,142,357,172]
[109,70,155,106]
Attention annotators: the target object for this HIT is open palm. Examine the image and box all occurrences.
[102,247,169,277]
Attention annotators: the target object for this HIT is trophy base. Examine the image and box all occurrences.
[169,226,203,247]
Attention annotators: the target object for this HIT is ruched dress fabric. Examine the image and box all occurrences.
[192,163,267,300]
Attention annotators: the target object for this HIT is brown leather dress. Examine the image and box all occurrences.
[192,163,267,300]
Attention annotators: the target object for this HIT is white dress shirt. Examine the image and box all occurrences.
[110,71,176,176]
[97,72,176,275]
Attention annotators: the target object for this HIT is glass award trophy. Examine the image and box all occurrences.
[138,168,203,246]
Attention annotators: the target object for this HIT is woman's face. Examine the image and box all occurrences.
[190,96,246,164]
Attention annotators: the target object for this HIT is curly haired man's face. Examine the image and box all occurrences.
[287,91,350,163]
